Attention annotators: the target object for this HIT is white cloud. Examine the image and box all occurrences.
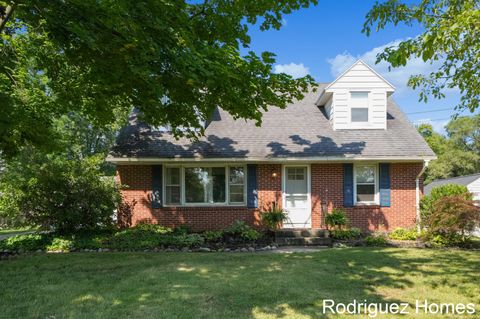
[274,63,310,79]
[327,39,447,95]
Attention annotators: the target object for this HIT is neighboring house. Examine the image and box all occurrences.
[107,60,436,232]
[425,173,480,201]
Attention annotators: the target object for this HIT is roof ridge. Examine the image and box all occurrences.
[430,173,480,183]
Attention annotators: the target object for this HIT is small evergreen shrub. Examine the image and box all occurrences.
[159,233,205,248]
[330,227,361,240]
[203,230,224,242]
[173,225,192,235]
[365,233,388,246]
[325,209,348,230]
[388,228,417,241]
[225,220,261,241]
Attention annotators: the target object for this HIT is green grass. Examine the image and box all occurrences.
[0,248,479,318]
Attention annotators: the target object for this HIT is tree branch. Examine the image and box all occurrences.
[0,2,17,34]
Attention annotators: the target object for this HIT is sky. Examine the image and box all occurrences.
[242,0,476,134]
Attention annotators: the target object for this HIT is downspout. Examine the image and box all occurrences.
[416,160,430,233]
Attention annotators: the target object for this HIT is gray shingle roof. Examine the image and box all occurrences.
[109,84,435,161]
[425,173,480,194]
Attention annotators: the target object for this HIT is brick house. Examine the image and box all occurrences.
[108,60,436,232]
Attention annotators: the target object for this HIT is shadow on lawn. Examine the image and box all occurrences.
[1,248,479,318]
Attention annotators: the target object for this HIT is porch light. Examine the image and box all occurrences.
[272,172,278,178]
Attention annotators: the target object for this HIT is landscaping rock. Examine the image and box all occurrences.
[248,247,255,252]
[198,247,211,252]
[240,248,248,252]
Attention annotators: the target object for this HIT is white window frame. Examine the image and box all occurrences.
[164,166,182,205]
[353,163,379,206]
[162,164,247,207]
[348,91,372,127]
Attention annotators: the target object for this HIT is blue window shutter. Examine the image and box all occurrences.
[247,164,258,208]
[343,163,354,207]
[152,165,163,208]
[379,163,391,207]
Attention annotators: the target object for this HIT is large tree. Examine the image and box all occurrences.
[418,114,480,183]
[0,0,317,157]
[363,0,480,113]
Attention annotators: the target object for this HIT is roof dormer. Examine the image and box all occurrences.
[317,60,395,130]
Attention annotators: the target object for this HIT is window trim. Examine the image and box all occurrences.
[353,163,379,206]
[349,90,372,125]
[162,164,247,207]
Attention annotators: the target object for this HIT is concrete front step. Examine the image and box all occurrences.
[275,229,330,238]
[275,236,332,246]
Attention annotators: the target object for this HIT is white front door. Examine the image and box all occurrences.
[283,166,311,228]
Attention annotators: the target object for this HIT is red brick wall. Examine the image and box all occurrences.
[117,162,423,232]
[311,163,423,231]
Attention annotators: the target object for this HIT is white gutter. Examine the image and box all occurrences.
[416,160,430,233]
[107,155,437,164]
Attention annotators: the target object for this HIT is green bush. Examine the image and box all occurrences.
[388,228,418,241]
[325,209,348,230]
[46,237,74,252]
[225,220,261,241]
[0,155,121,234]
[159,233,205,248]
[173,225,192,235]
[106,228,162,250]
[133,223,173,234]
[203,230,224,242]
[0,233,51,252]
[365,233,388,246]
[260,206,287,230]
[330,227,361,240]
[420,183,471,225]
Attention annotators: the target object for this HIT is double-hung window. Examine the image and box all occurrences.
[354,164,377,204]
[164,165,246,206]
[350,92,369,123]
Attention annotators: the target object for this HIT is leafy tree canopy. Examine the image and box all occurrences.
[363,0,480,113]
[418,114,480,183]
[0,0,317,157]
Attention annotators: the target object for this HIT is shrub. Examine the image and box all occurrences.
[225,220,261,241]
[420,183,471,225]
[133,223,172,234]
[325,209,348,230]
[330,227,361,240]
[173,225,192,235]
[423,195,480,244]
[46,237,74,252]
[0,155,121,234]
[389,228,418,241]
[203,230,224,242]
[260,205,287,230]
[0,233,50,252]
[106,227,163,250]
[159,233,205,248]
[365,233,388,246]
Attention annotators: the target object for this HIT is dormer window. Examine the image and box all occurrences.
[350,92,369,123]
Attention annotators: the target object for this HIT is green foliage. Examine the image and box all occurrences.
[330,228,361,240]
[225,220,261,241]
[420,183,471,224]
[388,228,417,241]
[364,233,388,247]
[159,233,205,248]
[46,237,74,252]
[173,225,192,235]
[203,230,224,242]
[418,119,480,184]
[364,0,480,113]
[423,195,480,244]
[0,233,49,252]
[325,209,348,230]
[0,0,318,156]
[260,206,287,230]
[0,153,121,233]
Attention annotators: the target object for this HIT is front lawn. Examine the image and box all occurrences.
[0,248,479,318]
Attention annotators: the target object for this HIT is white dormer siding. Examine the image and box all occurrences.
[317,60,394,130]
